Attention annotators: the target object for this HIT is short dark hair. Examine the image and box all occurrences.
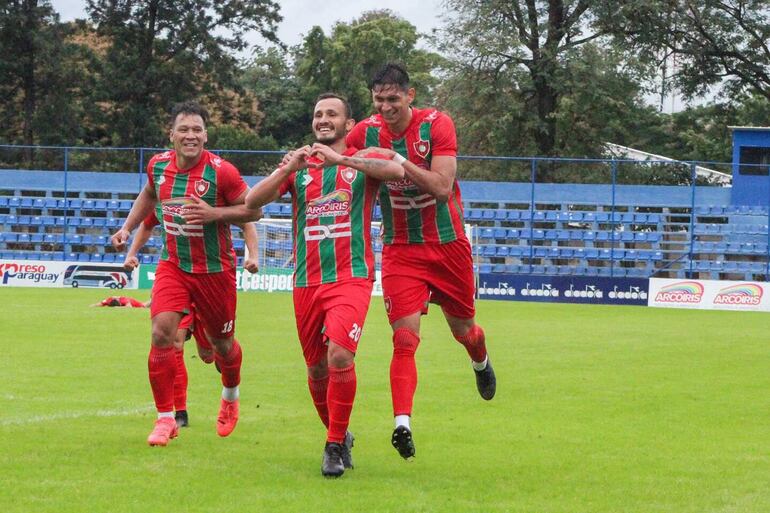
[315,92,353,119]
[170,101,209,127]
[369,63,410,91]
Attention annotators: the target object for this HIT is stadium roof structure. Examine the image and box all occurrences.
[605,142,732,186]
[727,126,770,131]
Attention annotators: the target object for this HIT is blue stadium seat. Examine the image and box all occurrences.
[101,254,116,263]
[545,211,558,222]
[52,252,64,261]
[119,200,133,211]
[108,200,120,211]
[465,208,482,221]
[279,204,292,216]
[495,246,509,257]
[532,211,546,221]
[492,264,506,273]
[478,263,492,274]
[507,210,521,221]
[0,197,8,207]
[480,228,494,240]
[481,209,495,220]
[90,254,103,262]
[494,210,508,221]
[493,228,508,239]
[42,216,57,226]
[33,198,45,208]
[30,233,44,243]
[92,218,107,227]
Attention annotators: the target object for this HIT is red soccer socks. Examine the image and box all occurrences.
[215,339,242,388]
[148,345,176,413]
[454,324,488,364]
[308,374,330,428]
[390,328,420,416]
[327,364,356,444]
[173,347,188,412]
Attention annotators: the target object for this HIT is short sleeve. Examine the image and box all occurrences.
[430,113,457,157]
[142,212,159,228]
[278,172,297,197]
[346,121,367,150]
[218,161,249,204]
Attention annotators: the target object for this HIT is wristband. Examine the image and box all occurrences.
[392,153,407,164]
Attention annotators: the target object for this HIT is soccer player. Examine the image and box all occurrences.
[90,296,148,307]
[111,101,261,446]
[122,213,260,428]
[245,93,405,477]
[346,63,497,459]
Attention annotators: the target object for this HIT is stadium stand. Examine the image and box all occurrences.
[1,167,768,281]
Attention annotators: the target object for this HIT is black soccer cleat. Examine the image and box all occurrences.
[322,442,345,478]
[341,431,355,469]
[174,410,189,428]
[474,358,496,400]
[391,426,415,459]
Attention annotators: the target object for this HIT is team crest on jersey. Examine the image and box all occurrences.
[300,174,313,186]
[194,179,210,197]
[413,139,430,159]
[340,167,357,184]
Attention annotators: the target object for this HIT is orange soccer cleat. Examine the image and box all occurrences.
[147,417,179,447]
[216,399,239,437]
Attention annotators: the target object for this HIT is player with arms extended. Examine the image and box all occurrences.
[111,101,261,446]
[245,93,405,477]
[346,63,496,459]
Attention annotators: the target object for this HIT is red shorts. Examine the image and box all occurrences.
[292,278,374,367]
[381,238,476,323]
[151,261,237,339]
[178,304,194,332]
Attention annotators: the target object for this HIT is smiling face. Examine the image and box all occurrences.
[312,97,354,146]
[169,113,207,169]
[371,84,414,133]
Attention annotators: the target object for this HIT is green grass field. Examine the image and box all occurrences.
[1,288,769,512]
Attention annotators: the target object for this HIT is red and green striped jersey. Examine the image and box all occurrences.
[346,107,466,245]
[146,150,248,274]
[279,149,381,288]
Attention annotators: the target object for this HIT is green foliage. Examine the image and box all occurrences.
[293,10,443,121]
[85,0,282,147]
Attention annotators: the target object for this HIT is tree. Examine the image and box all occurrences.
[240,47,308,148]
[610,0,770,101]
[438,0,633,157]
[86,0,282,146]
[293,10,443,122]
[0,0,75,146]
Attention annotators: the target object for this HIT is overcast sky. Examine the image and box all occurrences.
[49,0,445,50]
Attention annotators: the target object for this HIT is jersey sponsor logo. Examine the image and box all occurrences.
[655,281,703,303]
[389,193,436,210]
[713,283,763,306]
[385,177,418,192]
[413,138,430,159]
[155,151,173,161]
[160,197,195,217]
[194,179,210,197]
[306,190,351,219]
[340,167,357,184]
[304,222,352,241]
[425,110,439,121]
[164,220,204,237]
[366,115,382,126]
[211,155,223,168]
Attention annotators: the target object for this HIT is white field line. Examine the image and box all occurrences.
[0,405,155,426]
